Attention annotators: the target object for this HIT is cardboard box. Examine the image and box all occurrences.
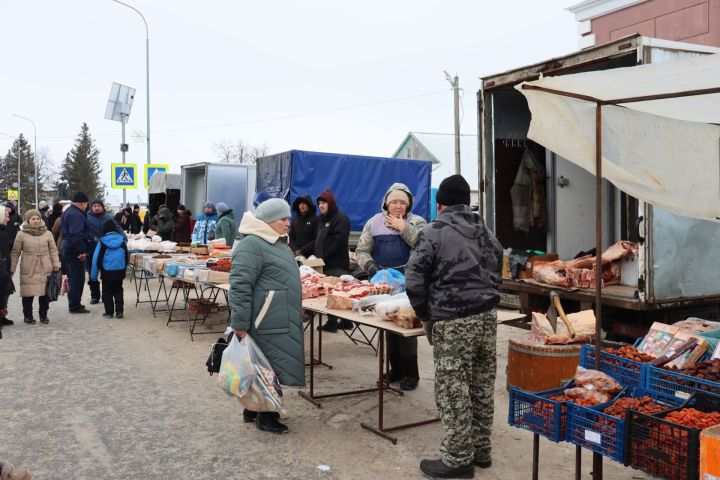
[197,269,230,284]
[502,255,511,279]
[300,258,325,274]
[700,425,720,479]
[191,246,209,255]
[517,253,559,280]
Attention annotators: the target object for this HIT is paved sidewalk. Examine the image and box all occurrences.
[0,277,649,479]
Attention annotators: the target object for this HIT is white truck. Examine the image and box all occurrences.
[478,34,720,338]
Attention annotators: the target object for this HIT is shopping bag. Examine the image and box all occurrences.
[370,268,406,293]
[60,275,69,295]
[45,271,62,302]
[218,335,285,413]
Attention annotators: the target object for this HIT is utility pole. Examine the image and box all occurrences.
[444,72,461,174]
[121,113,128,207]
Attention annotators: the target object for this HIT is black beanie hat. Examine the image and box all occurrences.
[436,174,471,207]
[72,192,89,203]
[102,220,117,235]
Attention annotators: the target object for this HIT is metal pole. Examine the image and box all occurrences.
[122,116,127,207]
[453,76,461,175]
[593,102,604,480]
[111,0,150,164]
[17,149,21,216]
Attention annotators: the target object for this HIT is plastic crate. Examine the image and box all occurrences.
[625,391,720,480]
[645,365,720,401]
[508,385,570,442]
[567,388,682,463]
[580,344,647,388]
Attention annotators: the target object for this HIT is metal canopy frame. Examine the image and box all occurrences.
[521,82,720,480]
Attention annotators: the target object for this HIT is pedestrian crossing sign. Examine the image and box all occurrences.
[111,163,137,189]
[7,190,18,201]
[144,163,169,188]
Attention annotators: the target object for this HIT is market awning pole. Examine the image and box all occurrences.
[593,102,604,480]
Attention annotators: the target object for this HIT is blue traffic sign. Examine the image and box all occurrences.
[111,163,137,189]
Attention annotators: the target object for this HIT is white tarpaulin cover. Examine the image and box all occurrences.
[517,53,720,221]
[148,172,181,194]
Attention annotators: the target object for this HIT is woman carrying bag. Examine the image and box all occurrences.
[228,198,304,434]
[10,209,61,324]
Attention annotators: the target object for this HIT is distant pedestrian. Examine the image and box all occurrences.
[155,207,174,241]
[90,220,129,319]
[229,198,304,434]
[289,195,319,257]
[315,189,352,332]
[114,207,133,233]
[4,202,22,249]
[0,206,15,327]
[47,203,63,236]
[173,205,192,243]
[129,205,143,234]
[213,202,236,247]
[86,199,124,304]
[191,201,218,244]
[61,192,92,314]
[406,175,503,479]
[38,200,51,229]
[10,209,61,324]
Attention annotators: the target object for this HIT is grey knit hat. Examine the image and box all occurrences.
[255,198,291,224]
[216,202,230,214]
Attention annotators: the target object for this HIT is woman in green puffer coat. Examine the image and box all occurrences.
[228,198,303,434]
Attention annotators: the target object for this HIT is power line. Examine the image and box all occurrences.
[37,89,451,140]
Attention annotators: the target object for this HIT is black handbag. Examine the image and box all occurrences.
[206,337,229,375]
[45,271,62,302]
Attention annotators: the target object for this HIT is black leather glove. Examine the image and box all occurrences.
[365,260,379,278]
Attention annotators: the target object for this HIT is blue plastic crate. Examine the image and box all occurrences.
[580,344,647,389]
[508,385,571,442]
[567,387,682,463]
[645,365,720,401]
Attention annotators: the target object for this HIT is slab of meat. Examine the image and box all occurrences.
[532,262,571,287]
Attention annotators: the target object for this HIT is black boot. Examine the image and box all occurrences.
[116,311,124,319]
[384,351,402,384]
[242,409,257,423]
[319,317,338,333]
[255,412,288,434]
[399,354,420,391]
[40,317,49,324]
[24,317,36,324]
[419,459,474,479]
[474,458,491,469]
[0,317,14,326]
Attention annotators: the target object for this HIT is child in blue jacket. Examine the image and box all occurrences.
[91,220,128,318]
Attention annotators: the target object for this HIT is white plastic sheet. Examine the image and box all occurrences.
[517,53,720,221]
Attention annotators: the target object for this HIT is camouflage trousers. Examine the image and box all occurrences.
[432,310,497,468]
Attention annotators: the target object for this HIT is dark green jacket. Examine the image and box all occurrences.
[214,210,236,247]
[155,207,174,241]
[228,213,304,387]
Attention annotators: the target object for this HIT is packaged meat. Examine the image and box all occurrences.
[636,322,678,358]
[573,366,623,394]
[563,387,612,404]
[326,295,353,310]
[660,332,708,370]
[374,293,418,328]
[531,310,596,344]
[351,294,393,312]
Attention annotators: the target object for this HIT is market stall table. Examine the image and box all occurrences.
[300,296,439,444]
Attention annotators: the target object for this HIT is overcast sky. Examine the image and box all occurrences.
[0,0,578,205]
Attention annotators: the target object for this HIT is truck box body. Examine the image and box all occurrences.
[255,150,432,234]
[479,35,720,327]
[180,162,256,238]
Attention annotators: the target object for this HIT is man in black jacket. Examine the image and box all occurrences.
[130,205,143,234]
[0,205,15,327]
[289,195,319,257]
[315,189,352,332]
[406,175,503,479]
[4,202,22,249]
[61,192,93,314]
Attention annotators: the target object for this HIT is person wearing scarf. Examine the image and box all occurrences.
[10,209,60,324]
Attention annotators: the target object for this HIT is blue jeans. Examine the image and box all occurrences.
[64,251,85,312]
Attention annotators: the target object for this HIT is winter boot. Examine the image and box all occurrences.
[255,412,288,434]
[23,318,36,325]
[383,351,402,384]
[339,319,354,330]
[419,459,473,479]
[242,409,257,423]
[399,354,420,391]
[319,317,339,333]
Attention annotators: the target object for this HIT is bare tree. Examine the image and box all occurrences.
[213,140,269,165]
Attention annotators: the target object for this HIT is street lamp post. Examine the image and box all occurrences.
[111,0,151,165]
[12,115,37,208]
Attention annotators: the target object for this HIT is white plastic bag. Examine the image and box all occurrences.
[218,335,285,413]
[374,293,414,320]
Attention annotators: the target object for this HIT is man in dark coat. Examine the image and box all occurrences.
[289,195,319,257]
[86,199,124,304]
[4,202,22,249]
[315,189,352,332]
[172,205,192,243]
[405,175,503,479]
[61,192,93,314]
[113,207,133,233]
[0,205,15,327]
[129,205,143,234]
